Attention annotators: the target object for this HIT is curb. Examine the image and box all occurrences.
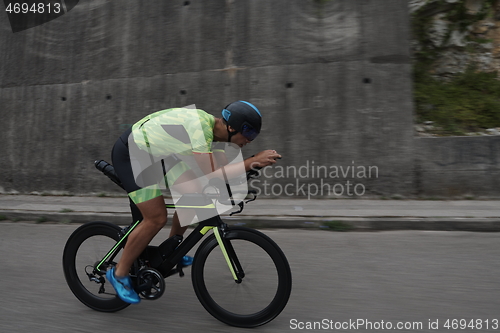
[2,210,500,232]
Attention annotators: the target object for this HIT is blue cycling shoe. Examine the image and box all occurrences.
[181,255,194,266]
[106,267,141,304]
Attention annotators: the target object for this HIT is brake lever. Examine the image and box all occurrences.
[245,191,257,203]
[229,202,244,216]
[246,168,261,180]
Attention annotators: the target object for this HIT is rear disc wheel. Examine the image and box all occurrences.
[62,221,130,312]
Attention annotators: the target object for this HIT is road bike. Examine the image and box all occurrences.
[62,160,292,328]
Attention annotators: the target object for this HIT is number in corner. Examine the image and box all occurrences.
[443,319,499,330]
[5,2,62,14]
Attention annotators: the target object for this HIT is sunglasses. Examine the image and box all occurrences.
[241,123,259,141]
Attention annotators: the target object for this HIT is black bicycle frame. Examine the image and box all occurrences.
[94,206,245,282]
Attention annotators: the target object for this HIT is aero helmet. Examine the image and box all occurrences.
[222,101,262,142]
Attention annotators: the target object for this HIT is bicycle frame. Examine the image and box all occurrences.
[94,203,244,283]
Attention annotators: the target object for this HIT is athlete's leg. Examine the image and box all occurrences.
[170,212,187,238]
[115,167,203,277]
[111,130,169,277]
[115,195,167,277]
[106,194,166,304]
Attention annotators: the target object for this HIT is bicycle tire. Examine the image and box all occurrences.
[191,226,292,328]
[62,221,130,312]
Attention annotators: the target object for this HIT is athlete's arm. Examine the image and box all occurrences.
[193,150,281,180]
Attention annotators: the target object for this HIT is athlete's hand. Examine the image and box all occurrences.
[251,150,282,168]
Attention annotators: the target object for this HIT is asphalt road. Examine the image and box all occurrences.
[1,222,500,332]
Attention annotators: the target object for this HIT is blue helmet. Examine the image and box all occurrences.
[222,101,262,141]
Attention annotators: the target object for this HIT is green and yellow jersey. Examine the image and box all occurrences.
[127,108,216,204]
[131,108,215,156]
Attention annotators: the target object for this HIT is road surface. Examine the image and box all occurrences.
[1,222,499,332]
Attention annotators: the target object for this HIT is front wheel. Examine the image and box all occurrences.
[192,227,292,328]
[62,221,130,312]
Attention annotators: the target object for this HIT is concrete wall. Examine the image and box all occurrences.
[416,137,500,198]
[0,0,417,197]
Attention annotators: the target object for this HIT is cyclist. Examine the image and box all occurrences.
[107,101,281,304]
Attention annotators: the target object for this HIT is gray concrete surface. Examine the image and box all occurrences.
[1,194,500,231]
[1,223,500,333]
[416,136,500,197]
[0,0,416,197]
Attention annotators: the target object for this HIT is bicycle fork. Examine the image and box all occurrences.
[205,225,245,283]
